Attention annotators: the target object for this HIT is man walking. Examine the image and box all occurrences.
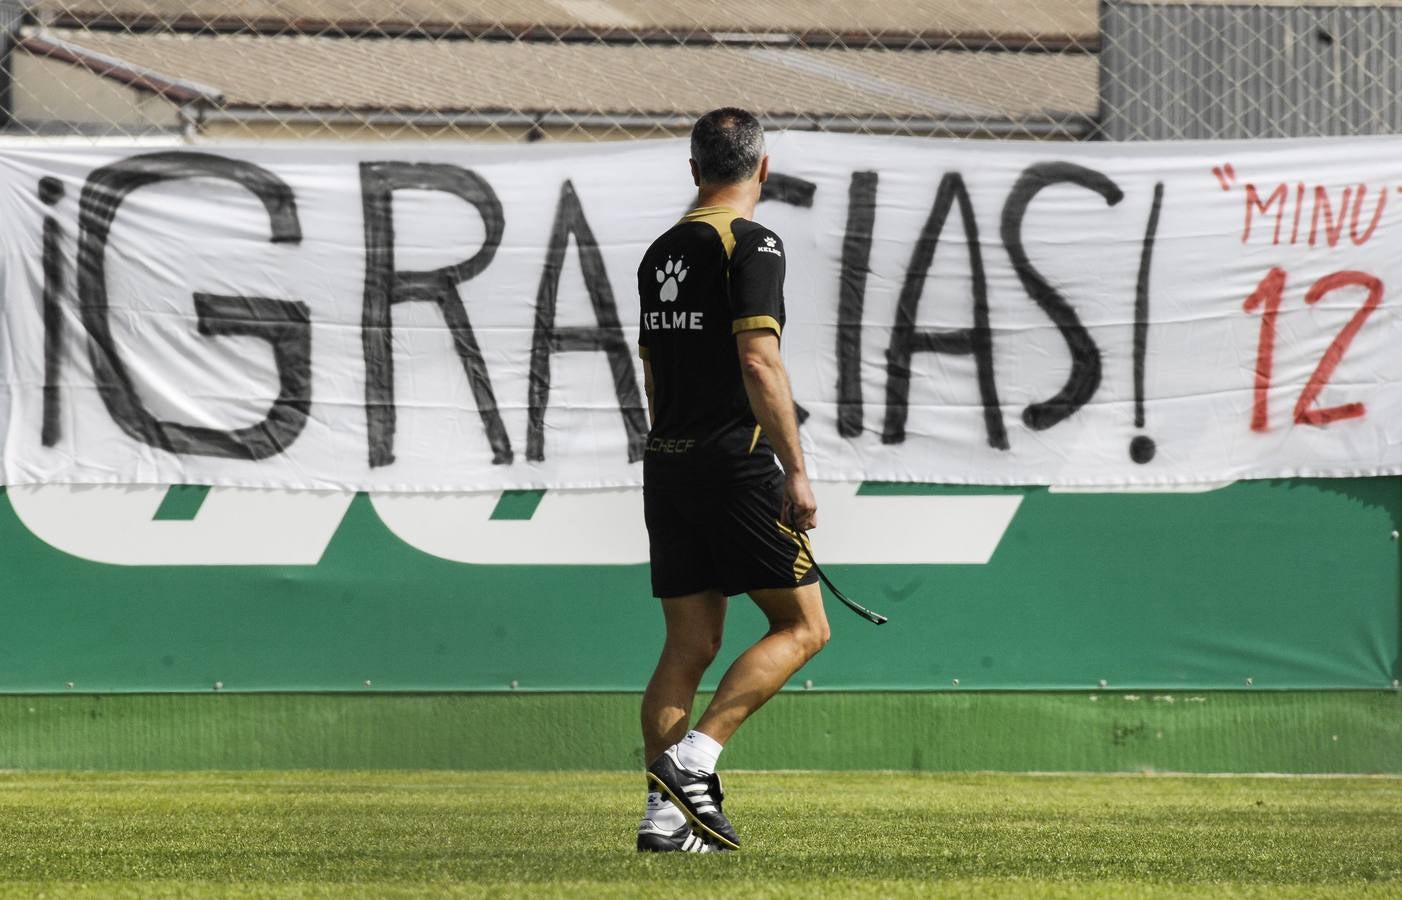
[634,108,830,853]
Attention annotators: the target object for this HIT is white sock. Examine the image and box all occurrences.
[673,729,724,775]
[643,790,685,829]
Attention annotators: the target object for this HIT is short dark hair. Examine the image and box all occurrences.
[690,108,765,184]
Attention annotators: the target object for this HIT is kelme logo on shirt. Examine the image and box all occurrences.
[759,236,782,257]
[656,257,688,302]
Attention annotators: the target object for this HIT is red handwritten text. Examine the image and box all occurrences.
[1243,267,1383,431]
[1240,181,1387,246]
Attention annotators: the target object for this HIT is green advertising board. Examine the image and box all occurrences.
[2,477,1397,693]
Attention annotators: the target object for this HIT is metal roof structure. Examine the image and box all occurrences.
[33,0,1098,47]
[13,1,1100,138]
[22,28,1095,125]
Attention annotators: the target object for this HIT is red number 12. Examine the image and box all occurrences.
[1243,268,1383,431]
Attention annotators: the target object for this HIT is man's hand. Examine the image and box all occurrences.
[783,470,818,531]
[737,329,815,532]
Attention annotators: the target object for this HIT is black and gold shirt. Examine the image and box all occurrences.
[637,205,787,489]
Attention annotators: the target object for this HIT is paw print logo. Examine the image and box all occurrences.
[656,257,687,302]
[764,236,776,247]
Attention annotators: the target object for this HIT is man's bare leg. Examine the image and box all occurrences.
[692,581,829,746]
[641,590,727,763]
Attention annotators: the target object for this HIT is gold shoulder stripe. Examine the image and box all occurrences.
[680,205,738,257]
[733,315,781,337]
[747,424,763,454]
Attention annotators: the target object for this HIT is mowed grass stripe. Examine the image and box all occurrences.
[0,881,1398,899]
[0,772,1396,896]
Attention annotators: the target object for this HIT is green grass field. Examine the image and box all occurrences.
[0,771,1398,898]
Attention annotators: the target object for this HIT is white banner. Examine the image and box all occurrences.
[4,132,1402,489]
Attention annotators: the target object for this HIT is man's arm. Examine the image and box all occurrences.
[737,328,816,530]
[643,358,655,428]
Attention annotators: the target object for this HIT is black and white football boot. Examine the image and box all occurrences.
[646,748,740,850]
[635,818,723,853]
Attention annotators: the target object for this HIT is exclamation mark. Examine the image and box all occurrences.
[1130,183,1165,464]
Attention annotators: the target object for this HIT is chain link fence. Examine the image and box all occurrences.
[4,1,1402,142]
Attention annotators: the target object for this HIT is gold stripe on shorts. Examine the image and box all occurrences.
[775,518,814,584]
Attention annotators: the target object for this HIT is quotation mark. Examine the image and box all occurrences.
[1212,163,1236,192]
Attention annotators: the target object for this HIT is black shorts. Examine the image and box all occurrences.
[644,472,820,598]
